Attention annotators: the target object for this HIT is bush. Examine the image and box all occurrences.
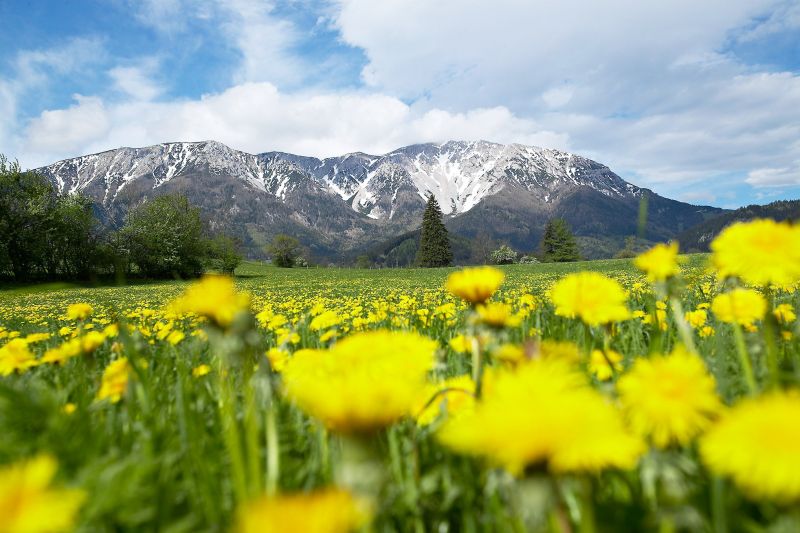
[490,245,518,265]
[267,234,301,268]
[518,255,540,264]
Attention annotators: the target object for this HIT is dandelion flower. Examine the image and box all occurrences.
[475,302,521,328]
[550,272,630,326]
[0,455,85,533]
[446,267,505,304]
[634,242,681,282]
[774,303,796,325]
[282,330,436,433]
[96,358,131,403]
[0,339,37,376]
[589,349,623,381]
[438,359,643,473]
[618,347,721,448]
[192,364,211,377]
[711,219,800,287]
[711,288,766,327]
[66,303,93,321]
[170,275,251,327]
[237,489,370,533]
[700,391,800,501]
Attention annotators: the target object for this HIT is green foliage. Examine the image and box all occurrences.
[415,195,453,267]
[0,155,104,281]
[267,234,301,268]
[205,235,243,275]
[541,218,581,262]
[355,255,371,269]
[119,195,205,278]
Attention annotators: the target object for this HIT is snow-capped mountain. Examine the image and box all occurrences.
[41,139,642,220]
[35,139,722,261]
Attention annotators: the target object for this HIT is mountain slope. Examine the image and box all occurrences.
[677,200,800,252]
[35,139,724,262]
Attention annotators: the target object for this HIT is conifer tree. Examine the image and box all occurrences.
[416,194,453,267]
[541,218,580,262]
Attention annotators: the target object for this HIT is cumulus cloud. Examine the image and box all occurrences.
[16,82,566,166]
[109,60,163,101]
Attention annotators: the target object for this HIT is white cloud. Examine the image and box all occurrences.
[109,60,163,101]
[16,82,565,167]
[746,164,800,186]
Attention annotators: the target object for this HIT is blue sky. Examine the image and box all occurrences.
[1,0,799,208]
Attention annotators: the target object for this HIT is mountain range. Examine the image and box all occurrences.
[35,140,724,263]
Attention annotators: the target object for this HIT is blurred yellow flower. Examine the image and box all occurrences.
[282,330,436,433]
[0,339,36,376]
[700,391,800,501]
[438,359,643,473]
[96,358,131,403]
[618,347,721,448]
[0,455,85,533]
[774,303,796,325]
[492,343,526,365]
[79,331,106,353]
[475,302,521,328]
[266,347,290,372]
[166,330,185,345]
[711,219,800,287]
[589,349,623,381]
[237,489,369,533]
[170,275,251,327]
[192,364,211,377]
[634,242,680,282]
[550,272,630,326]
[66,302,93,321]
[446,267,504,304]
[711,288,766,327]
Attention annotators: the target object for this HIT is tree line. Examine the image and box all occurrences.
[0,156,242,282]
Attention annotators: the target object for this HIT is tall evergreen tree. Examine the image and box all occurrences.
[416,194,453,267]
[541,218,581,262]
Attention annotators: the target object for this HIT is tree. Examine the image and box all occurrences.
[470,229,496,264]
[205,235,243,275]
[490,244,518,265]
[267,234,301,268]
[415,194,453,267]
[541,218,580,262]
[120,194,205,278]
[355,255,371,269]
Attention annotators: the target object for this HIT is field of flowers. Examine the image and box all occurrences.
[1,219,799,532]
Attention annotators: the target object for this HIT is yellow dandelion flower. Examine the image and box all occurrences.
[63,403,77,415]
[0,339,37,376]
[589,349,623,381]
[684,309,708,329]
[550,272,630,326]
[66,302,93,321]
[618,347,721,448]
[23,333,50,344]
[445,267,505,304]
[711,219,800,287]
[79,331,106,353]
[170,275,251,328]
[448,334,473,354]
[192,364,211,377]
[711,288,766,327]
[537,340,581,364]
[438,359,643,473]
[236,489,370,533]
[634,242,681,282]
[492,343,526,365]
[700,391,800,501]
[96,358,131,403]
[774,303,796,325]
[166,330,185,345]
[309,310,341,331]
[266,348,290,372]
[475,302,521,328]
[282,330,436,433]
[0,455,85,533]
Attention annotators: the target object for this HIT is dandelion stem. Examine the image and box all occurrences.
[265,395,280,496]
[669,297,697,353]
[733,325,757,394]
[711,476,728,533]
